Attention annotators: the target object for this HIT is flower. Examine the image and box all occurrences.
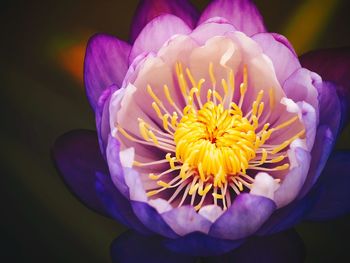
[53,0,350,256]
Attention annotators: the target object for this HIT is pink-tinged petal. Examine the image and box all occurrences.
[130,0,199,43]
[190,17,236,45]
[84,34,131,110]
[95,84,117,156]
[106,135,129,197]
[306,151,350,220]
[198,0,266,36]
[129,14,192,63]
[300,47,350,123]
[282,68,319,115]
[274,140,311,208]
[270,33,298,57]
[162,206,212,235]
[131,201,179,238]
[209,193,276,240]
[52,130,109,216]
[252,33,301,85]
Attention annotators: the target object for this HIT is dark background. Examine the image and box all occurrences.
[1,0,350,262]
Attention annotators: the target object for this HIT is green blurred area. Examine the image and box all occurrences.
[1,0,349,262]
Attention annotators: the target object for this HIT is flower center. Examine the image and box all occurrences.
[117,62,305,211]
[174,101,257,185]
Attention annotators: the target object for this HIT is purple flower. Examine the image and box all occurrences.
[53,0,350,256]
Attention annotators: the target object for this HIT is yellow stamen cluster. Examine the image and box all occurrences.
[117,62,305,211]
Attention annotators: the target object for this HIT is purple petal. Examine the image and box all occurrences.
[209,193,276,240]
[306,151,350,220]
[110,231,197,263]
[204,229,305,263]
[300,47,350,123]
[252,33,301,85]
[198,0,266,36]
[130,0,199,43]
[257,186,321,235]
[52,130,109,216]
[131,201,178,238]
[95,172,152,235]
[270,33,298,57]
[129,14,192,63]
[84,34,131,110]
[164,232,244,256]
[161,206,212,235]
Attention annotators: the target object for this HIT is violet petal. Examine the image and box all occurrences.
[110,230,197,263]
[163,232,244,256]
[130,0,199,43]
[209,193,276,240]
[52,130,109,216]
[131,201,178,239]
[95,172,152,235]
[204,229,305,263]
[84,34,131,110]
[252,33,301,85]
[306,151,350,220]
[198,0,266,36]
[300,47,350,124]
[129,14,191,63]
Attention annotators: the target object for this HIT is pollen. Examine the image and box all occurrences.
[117,62,305,211]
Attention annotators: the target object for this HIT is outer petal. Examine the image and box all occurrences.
[130,0,199,42]
[52,130,109,216]
[209,193,276,240]
[198,0,266,36]
[306,151,350,220]
[204,229,305,263]
[110,231,197,263]
[163,232,244,256]
[129,14,192,63]
[300,47,350,124]
[84,34,131,110]
[95,172,152,235]
[252,33,301,85]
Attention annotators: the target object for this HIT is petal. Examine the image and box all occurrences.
[84,34,131,110]
[130,0,199,42]
[161,206,212,235]
[209,193,276,240]
[252,33,301,85]
[190,18,236,45]
[95,172,152,235]
[306,151,350,220]
[131,201,178,238]
[52,130,109,216]
[300,47,350,123]
[129,14,192,63]
[273,140,311,208]
[95,84,117,156]
[204,229,305,263]
[199,0,266,36]
[110,231,197,263]
[163,232,244,256]
[299,82,341,197]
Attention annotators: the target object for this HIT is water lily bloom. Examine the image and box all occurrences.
[53,0,350,256]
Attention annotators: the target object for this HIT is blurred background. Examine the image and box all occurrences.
[1,0,350,262]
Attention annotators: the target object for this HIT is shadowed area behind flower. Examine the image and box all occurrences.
[110,229,305,263]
